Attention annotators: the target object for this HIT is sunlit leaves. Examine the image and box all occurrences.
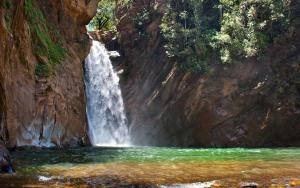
[161,0,295,67]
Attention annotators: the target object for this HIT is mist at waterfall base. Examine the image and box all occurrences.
[84,40,130,147]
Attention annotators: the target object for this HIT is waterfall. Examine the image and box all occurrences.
[84,40,130,146]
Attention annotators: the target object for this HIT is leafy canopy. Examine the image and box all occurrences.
[160,0,296,71]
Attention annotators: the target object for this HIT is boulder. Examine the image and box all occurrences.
[0,142,14,173]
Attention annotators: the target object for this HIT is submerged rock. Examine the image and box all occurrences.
[241,182,259,188]
[0,142,14,174]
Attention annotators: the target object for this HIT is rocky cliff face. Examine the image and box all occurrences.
[116,1,300,147]
[0,0,98,147]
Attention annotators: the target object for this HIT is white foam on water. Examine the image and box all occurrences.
[160,181,215,188]
[38,176,52,182]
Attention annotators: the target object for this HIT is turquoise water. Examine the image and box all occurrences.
[1,147,300,187]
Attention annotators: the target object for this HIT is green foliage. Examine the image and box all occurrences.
[4,14,12,28]
[24,0,65,77]
[35,63,51,77]
[212,0,292,63]
[24,0,33,15]
[161,0,297,71]
[2,0,12,9]
[2,0,13,28]
[133,8,151,39]
[89,0,133,32]
[160,0,219,71]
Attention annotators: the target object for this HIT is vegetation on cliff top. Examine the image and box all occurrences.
[24,0,65,77]
[160,0,298,71]
[89,0,132,32]
[91,0,299,72]
[161,0,219,71]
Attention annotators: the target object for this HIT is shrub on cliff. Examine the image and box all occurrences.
[89,0,133,32]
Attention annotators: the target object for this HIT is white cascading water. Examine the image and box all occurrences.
[84,40,130,146]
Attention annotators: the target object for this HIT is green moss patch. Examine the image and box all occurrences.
[24,0,65,77]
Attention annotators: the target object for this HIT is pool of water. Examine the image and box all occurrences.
[0,147,300,187]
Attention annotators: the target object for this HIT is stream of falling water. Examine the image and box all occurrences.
[84,40,129,146]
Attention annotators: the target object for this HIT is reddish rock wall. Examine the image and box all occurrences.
[0,0,98,147]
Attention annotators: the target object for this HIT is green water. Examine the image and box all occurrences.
[1,147,300,187]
